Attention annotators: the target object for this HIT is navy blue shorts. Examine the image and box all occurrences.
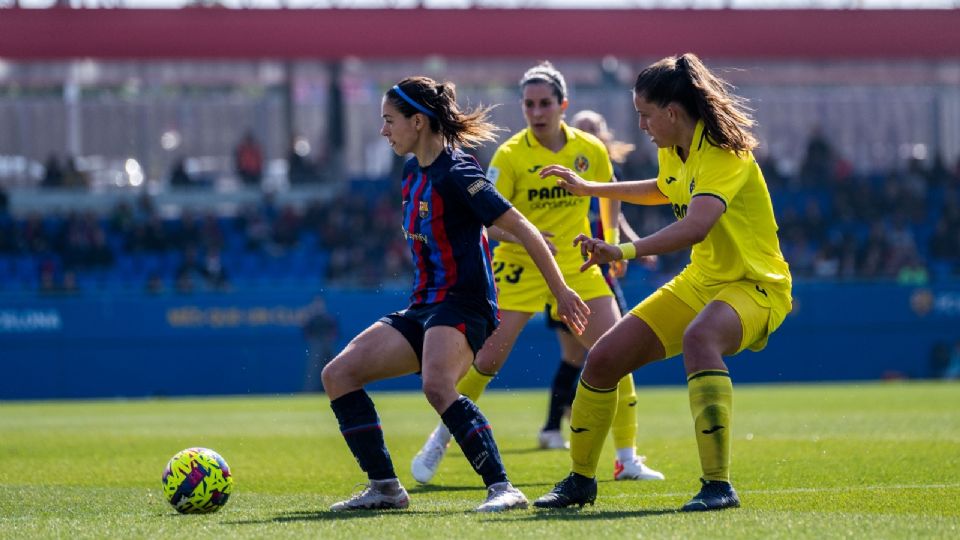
[379,301,495,363]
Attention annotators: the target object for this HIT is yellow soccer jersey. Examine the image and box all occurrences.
[656,120,791,287]
[487,122,613,268]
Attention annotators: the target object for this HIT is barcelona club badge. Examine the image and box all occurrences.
[573,154,589,173]
[419,200,429,218]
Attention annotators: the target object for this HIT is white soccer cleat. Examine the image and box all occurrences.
[410,423,451,484]
[475,481,529,512]
[537,429,569,450]
[614,455,665,481]
[330,479,410,511]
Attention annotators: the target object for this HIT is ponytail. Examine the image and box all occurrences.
[386,77,503,149]
[634,53,757,154]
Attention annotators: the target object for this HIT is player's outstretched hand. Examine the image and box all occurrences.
[573,233,622,272]
[539,165,593,196]
[554,286,590,336]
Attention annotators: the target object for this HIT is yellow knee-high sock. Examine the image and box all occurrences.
[687,370,733,482]
[610,373,638,453]
[569,377,618,478]
[455,364,494,402]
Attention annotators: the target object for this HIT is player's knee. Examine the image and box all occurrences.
[473,355,501,376]
[319,360,339,390]
[682,324,714,358]
[581,348,621,388]
[421,376,456,412]
[321,354,356,390]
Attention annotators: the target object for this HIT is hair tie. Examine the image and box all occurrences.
[392,85,436,119]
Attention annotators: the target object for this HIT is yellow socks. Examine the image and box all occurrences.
[687,370,733,482]
[610,373,639,453]
[569,377,618,478]
[455,364,494,402]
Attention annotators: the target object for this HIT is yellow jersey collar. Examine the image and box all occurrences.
[675,119,706,159]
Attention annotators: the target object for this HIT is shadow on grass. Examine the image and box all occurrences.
[407,483,483,494]
[484,508,679,521]
[226,506,679,525]
[509,478,625,490]
[227,508,442,524]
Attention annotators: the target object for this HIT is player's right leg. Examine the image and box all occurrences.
[534,313,666,508]
[411,310,532,484]
[322,321,420,511]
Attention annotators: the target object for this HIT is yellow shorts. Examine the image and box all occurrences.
[629,267,792,359]
[493,253,612,314]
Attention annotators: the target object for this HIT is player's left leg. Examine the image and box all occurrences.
[679,299,744,511]
[680,279,787,512]
[422,325,527,512]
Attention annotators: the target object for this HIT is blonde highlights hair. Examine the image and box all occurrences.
[570,110,635,164]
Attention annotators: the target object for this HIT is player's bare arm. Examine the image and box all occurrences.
[540,165,669,206]
[574,195,725,272]
[493,207,590,334]
[486,225,557,256]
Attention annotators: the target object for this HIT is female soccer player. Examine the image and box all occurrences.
[539,110,656,457]
[321,76,590,513]
[533,53,793,511]
[410,62,663,485]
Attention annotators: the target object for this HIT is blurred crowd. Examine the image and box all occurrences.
[760,132,960,284]
[1,132,959,295]
[0,186,410,294]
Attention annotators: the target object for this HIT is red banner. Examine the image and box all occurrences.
[1,8,958,61]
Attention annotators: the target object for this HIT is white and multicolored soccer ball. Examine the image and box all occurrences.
[161,447,233,514]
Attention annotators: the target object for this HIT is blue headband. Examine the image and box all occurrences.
[392,85,436,119]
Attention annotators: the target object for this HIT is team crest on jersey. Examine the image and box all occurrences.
[573,154,589,173]
[419,200,429,218]
[689,178,696,193]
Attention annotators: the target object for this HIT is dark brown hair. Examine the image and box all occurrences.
[519,61,567,103]
[386,76,502,149]
[633,53,757,154]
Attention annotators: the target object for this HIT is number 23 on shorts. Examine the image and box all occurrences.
[493,261,524,284]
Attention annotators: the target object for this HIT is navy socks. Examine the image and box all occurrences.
[330,389,396,481]
[544,360,581,431]
[441,396,508,487]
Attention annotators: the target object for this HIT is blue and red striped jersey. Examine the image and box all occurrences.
[400,147,512,319]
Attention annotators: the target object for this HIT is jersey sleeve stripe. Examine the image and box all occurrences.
[692,192,728,210]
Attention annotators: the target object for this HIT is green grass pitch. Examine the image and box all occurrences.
[2,382,958,538]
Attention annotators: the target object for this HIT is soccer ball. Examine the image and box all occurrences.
[161,447,233,514]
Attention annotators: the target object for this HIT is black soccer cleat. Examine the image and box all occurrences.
[680,478,741,512]
[533,472,598,509]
